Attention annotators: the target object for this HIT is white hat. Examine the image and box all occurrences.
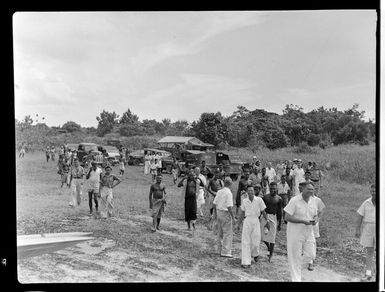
[253,156,257,159]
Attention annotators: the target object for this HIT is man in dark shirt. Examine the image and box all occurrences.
[261,182,282,262]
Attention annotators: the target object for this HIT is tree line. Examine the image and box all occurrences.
[15,104,375,151]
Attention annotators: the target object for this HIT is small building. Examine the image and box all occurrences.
[157,136,214,151]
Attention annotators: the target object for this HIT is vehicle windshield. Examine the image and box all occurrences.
[103,146,119,152]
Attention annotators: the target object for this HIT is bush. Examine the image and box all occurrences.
[293,142,318,154]
[307,133,321,146]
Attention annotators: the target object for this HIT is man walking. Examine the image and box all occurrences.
[99,165,121,219]
[195,167,206,218]
[68,158,84,207]
[149,174,167,232]
[213,177,235,258]
[236,185,268,268]
[284,182,318,281]
[355,183,376,281]
[261,182,282,262]
[86,161,102,215]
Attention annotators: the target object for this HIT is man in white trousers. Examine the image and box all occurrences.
[236,185,269,268]
[68,158,84,207]
[284,182,318,281]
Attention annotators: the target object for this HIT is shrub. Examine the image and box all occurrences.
[293,142,318,154]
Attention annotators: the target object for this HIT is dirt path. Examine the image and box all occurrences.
[17,212,361,283]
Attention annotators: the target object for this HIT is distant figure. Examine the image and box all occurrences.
[45,146,51,162]
[261,167,270,195]
[60,159,70,189]
[119,158,125,177]
[200,160,210,177]
[277,175,291,222]
[265,162,277,184]
[150,159,159,182]
[144,152,151,175]
[178,171,198,230]
[149,174,167,232]
[355,184,376,281]
[171,157,179,184]
[19,146,25,158]
[99,165,121,219]
[50,146,56,162]
[236,170,250,218]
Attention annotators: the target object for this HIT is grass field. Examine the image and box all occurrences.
[15,145,376,282]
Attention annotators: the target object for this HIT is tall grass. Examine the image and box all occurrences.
[227,143,376,185]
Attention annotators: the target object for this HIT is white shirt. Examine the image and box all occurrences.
[265,167,276,183]
[284,194,318,239]
[88,167,102,183]
[313,195,325,214]
[241,196,266,217]
[277,181,290,195]
[357,197,376,223]
[213,187,233,211]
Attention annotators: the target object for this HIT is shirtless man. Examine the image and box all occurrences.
[261,182,282,262]
[149,174,167,232]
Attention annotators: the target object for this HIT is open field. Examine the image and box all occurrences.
[16,148,376,282]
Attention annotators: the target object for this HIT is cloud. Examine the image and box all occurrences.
[135,73,260,121]
[131,12,265,73]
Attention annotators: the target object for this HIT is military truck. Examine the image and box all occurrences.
[176,150,246,181]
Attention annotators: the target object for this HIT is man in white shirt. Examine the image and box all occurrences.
[355,184,376,281]
[291,159,306,196]
[265,162,277,184]
[86,161,103,215]
[308,192,325,271]
[213,177,235,258]
[284,182,318,282]
[236,185,269,267]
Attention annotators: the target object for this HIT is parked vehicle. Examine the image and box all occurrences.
[176,150,245,181]
[98,145,120,166]
[77,143,100,165]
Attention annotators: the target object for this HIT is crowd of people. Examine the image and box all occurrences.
[147,156,376,282]
[52,144,123,219]
[40,144,376,282]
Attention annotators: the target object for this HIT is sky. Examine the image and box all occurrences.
[13,10,377,127]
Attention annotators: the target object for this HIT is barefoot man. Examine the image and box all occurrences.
[149,174,167,232]
[355,183,376,281]
[260,181,282,262]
